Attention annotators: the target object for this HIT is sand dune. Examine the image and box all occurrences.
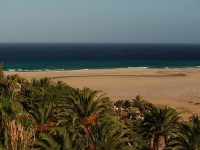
[5,68,200,119]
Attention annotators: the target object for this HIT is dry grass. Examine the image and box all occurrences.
[8,120,36,150]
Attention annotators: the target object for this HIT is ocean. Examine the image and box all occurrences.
[0,43,200,72]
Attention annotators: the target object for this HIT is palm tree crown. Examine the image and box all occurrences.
[142,107,180,150]
[167,114,200,150]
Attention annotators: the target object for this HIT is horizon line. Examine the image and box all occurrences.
[0,42,200,45]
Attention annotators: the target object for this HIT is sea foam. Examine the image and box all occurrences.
[128,67,148,69]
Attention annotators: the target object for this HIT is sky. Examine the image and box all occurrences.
[0,0,200,43]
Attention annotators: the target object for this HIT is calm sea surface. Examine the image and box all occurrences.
[0,43,200,71]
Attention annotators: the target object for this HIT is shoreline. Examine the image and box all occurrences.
[4,66,200,73]
[5,68,200,119]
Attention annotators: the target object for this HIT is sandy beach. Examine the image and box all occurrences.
[5,68,200,119]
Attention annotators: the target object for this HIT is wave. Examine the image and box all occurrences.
[128,67,148,69]
[55,69,65,71]
[7,69,16,72]
[5,66,200,72]
[28,70,43,72]
[72,69,89,72]
[164,67,174,69]
[5,68,67,72]
[32,69,65,72]
[44,69,65,71]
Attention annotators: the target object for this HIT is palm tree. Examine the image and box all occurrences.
[39,77,54,88]
[65,87,127,149]
[0,74,23,99]
[51,81,74,104]
[0,64,6,93]
[21,78,59,105]
[34,125,94,150]
[0,98,13,149]
[66,87,113,122]
[56,81,67,88]
[31,78,40,87]
[167,114,200,149]
[29,101,56,132]
[0,98,36,149]
[6,74,22,88]
[89,115,132,150]
[142,107,180,150]
[20,78,58,107]
[29,77,53,94]
[124,119,149,149]
[34,127,72,150]
[132,95,154,115]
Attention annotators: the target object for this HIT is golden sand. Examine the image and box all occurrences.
[5,68,200,119]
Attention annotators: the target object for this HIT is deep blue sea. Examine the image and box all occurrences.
[0,43,200,71]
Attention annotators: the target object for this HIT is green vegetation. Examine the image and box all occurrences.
[0,67,200,150]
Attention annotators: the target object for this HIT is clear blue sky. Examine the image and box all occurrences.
[0,0,200,43]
